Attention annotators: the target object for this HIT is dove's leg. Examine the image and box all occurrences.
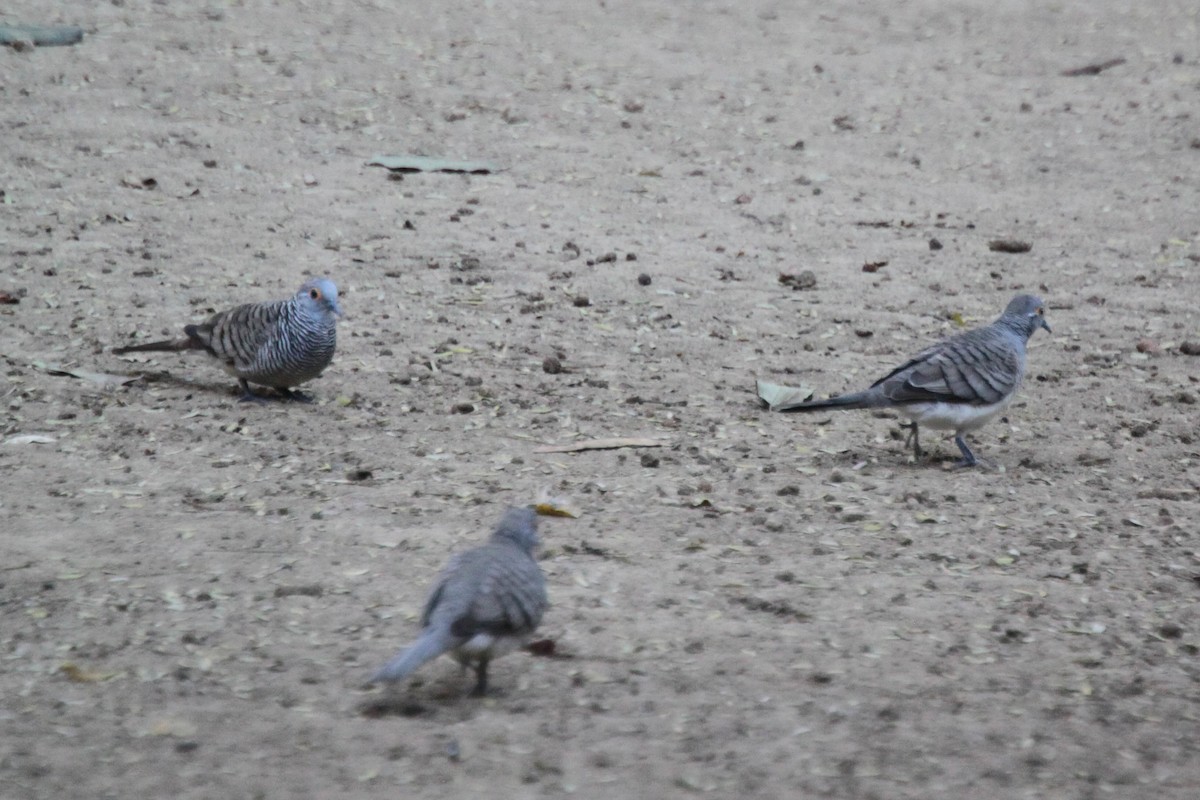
[903,422,923,458]
[237,379,268,404]
[952,434,978,468]
[276,387,314,404]
[469,658,490,697]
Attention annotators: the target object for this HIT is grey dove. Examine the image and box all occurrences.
[112,277,341,402]
[370,507,548,696]
[775,294,1051,467]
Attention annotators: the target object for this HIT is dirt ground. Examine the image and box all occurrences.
[3,1,1199,798]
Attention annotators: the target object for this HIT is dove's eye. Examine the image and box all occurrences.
[1036,307,1044,316]
[310,288,321,300]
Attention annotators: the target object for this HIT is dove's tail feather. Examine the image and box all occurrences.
[112,337,201,355]
[775,391,872,413]
[370,628,457,684]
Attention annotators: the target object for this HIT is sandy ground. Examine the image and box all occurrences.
[3,1,1200,798]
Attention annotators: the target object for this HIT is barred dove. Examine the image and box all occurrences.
[775,294,1051,467]
[370,507,548,696]
[112,277,341,401]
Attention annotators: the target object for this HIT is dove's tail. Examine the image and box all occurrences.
[112,337,199,355]
[774,391,872,413]
[370,628,457,684]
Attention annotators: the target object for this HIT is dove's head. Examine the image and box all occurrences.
[1002,293,1051,337]
[492,507,541,553]
[297,277,343,318]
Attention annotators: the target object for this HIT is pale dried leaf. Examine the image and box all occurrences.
[756,379,813,411]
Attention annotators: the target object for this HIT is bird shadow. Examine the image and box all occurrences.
[356,678,501,720]
[134,370,297,403]
[356,644,570,719]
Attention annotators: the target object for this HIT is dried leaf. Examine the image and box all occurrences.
[32,361,139,387]
[60,663,123,683]
[987,239,1032,253]
[120,176,158,190]
[533,498,580,518]
[756,379,814,411]
[0,24,84,46]
[148,718,198,737]
[4,434,55,446]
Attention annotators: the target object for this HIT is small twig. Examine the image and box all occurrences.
[534,437,667,454]
[1061,58,1126,77]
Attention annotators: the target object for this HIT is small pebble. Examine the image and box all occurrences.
[542,356,564,374]
[637,273,652,286]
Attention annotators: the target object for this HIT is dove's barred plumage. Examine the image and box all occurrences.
[113,277,341,401]
[776,294,1051,467]
[371,507,548,696]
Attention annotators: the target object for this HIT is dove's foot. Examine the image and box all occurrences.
[276,387,314,403]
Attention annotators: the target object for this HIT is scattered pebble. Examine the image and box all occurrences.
[542,356,564,374]
[1159,623,1183,639]
[929,238,943,251]
[637,273,652,286]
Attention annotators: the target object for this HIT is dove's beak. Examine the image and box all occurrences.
[1039,318,1052,334]
[332,299,345,317]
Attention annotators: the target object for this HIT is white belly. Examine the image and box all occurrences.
[897,398,1012,433]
